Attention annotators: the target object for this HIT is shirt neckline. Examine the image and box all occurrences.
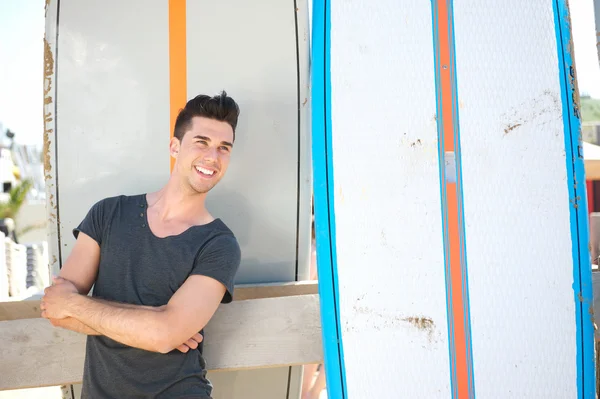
[139,194,221,239]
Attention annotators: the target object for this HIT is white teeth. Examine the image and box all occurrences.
[195,166,214,176]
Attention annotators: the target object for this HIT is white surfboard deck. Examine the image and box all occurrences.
[314,0,594,398]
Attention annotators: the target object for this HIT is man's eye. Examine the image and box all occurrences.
[219,146,230,152]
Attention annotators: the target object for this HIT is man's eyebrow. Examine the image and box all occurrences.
[194,135,233,148]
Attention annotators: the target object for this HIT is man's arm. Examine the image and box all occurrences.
[49,317,101,335]
[45,290,203,352]
[58,232,100,295]
[44,275,225,354]
[48,296,162,336]
[47,232,101,334]
[45,232,204,352]
[48,232,168,334]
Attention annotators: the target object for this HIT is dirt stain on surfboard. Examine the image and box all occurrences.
[403,316,436,342]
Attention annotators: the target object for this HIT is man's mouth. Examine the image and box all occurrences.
[195,165,216,177]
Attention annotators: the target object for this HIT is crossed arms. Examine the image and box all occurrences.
[41,232,226,354]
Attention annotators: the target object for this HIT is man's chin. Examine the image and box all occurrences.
[190,181,217,195]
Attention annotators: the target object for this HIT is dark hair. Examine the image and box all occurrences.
[174,91,240,141]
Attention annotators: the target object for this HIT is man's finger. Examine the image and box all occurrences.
[185,339,198,350]
[53,276,67,284]
[191,333,203,343]
[176,344,190,353]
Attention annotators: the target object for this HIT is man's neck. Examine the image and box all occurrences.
[147,180,211,224]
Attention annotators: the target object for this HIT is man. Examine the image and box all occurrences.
[40,91,242,399]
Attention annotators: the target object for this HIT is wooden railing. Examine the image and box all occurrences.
[0,281,322,391]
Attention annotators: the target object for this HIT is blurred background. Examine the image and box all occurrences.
[0,1,49,309]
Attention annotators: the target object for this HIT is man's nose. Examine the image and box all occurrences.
[203,146,218,161]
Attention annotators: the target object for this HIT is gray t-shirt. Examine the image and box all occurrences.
[72,194,241,399]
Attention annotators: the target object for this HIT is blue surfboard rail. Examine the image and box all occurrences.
[553,1,596,397]
[311,0,348,398]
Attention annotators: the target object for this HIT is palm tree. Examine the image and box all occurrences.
[0,179,36,242]
[0,179,33,219]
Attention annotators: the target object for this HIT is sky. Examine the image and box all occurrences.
[571,0,600,98]
[0,1,599,146]
[0,0,44,146]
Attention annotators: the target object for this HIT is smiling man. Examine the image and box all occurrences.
[40,92,242,399]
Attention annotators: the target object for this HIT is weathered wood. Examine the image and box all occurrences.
[0,294,322,391]
[0,300,41,322]
[233,281,318,301]
[0,282,319,322]
[0,318,86,390]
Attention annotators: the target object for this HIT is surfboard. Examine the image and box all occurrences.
[313,0,594,397]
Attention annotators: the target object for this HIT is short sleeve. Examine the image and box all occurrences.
[191,234,241,304]
[73,199,106,245]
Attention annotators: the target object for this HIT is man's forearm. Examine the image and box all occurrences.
[92,297,165,312]
[50,300,159,337]
[65,294,170,353]
[51,317,101,335]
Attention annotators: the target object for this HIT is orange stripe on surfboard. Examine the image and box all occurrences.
[169,0,187,172]
[435,1,473,398]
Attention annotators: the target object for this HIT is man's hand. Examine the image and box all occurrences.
[43,276,203,353]
[176,332,203,353]
[42,274,222,354]
[41,276,79,320]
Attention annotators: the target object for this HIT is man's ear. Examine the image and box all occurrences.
[169,137,180,159]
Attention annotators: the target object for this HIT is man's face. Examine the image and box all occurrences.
[171,116,234,194]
